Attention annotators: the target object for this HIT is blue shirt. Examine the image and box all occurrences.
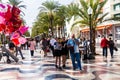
[67,39,74,47]
[67,39,79,53]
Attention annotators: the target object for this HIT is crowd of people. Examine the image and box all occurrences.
[4,35,83,71]
[0,34,118,71]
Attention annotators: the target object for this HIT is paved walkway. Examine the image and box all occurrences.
[0,47,120,80]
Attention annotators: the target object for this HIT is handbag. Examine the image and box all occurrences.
[114,46,118,51]
[28,43,30,47]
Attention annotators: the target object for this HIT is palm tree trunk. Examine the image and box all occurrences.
[50,15,54,36]
[61,26,63,37]
[92,28,96,55]
[50,19,53,36]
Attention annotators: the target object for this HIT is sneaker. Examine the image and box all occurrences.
[73,68,76,70]
[58,67,62,70]
[22,57,25,60]
[55,65,58,68]
[62,65,66,68]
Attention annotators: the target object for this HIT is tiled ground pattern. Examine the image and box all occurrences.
[0,49,120,80]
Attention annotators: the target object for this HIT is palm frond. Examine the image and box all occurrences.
[18,5,26,9]
[98,13,109,23]
[65,3,79,18]
[78,9,88,21]
[79,0,88,11]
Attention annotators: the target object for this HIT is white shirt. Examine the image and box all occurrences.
[50,38,56,46]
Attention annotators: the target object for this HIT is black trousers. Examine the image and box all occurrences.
[16,47,24,59]
[30,50,34,56]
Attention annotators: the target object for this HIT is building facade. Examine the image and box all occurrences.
[112,0,120,17]
[77,0,120,40]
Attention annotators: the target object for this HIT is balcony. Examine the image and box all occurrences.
[112,0,120,5]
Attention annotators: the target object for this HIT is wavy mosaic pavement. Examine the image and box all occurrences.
[0,49,120,80]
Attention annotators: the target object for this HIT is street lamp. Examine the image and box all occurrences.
[87,6,95,59]
[49,28,51,37]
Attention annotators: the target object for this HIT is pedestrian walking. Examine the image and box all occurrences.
[15,44,25,59]
[100,36,108,58]
[61,37,69,68]
[41,38,49,57]
[54,38,62,70]
[50,37,56,57]
[108,38,114,58]
[29,38,36,57]
[83,38,88,60]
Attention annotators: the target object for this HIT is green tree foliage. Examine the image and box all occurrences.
[76,0,108,28]
[65,3,79,21]
[39,0,60,35]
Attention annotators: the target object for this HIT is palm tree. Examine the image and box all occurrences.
[39,0,60,36]
[74,0,108,56]
[38,13,50,34]
[31,12,50,37]
[54,5,66,37]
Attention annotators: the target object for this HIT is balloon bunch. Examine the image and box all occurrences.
[0,3,28,46]
[0,3,22,34]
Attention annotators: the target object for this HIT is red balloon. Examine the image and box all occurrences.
[11,38,20,46]
[11,31,21,39]
[4,5,12,21]
[0,24,6,30]
[0,26,3,32]
[12,6,20,17]
[0,4,24,35]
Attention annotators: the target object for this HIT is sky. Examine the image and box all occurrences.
[2,0,73,28]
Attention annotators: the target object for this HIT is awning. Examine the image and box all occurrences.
[81,28,89,32]
[81,24,113,32]
[96,24,112,30]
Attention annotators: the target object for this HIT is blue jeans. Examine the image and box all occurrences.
[70,52,82,70]
[103,47,107,58]
[109,47,114,58]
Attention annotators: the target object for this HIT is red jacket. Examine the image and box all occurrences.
[100,38,108,48]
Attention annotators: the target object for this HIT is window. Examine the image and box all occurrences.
[114,3,120,11]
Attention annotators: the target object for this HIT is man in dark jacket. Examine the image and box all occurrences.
[108,38,114,58]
